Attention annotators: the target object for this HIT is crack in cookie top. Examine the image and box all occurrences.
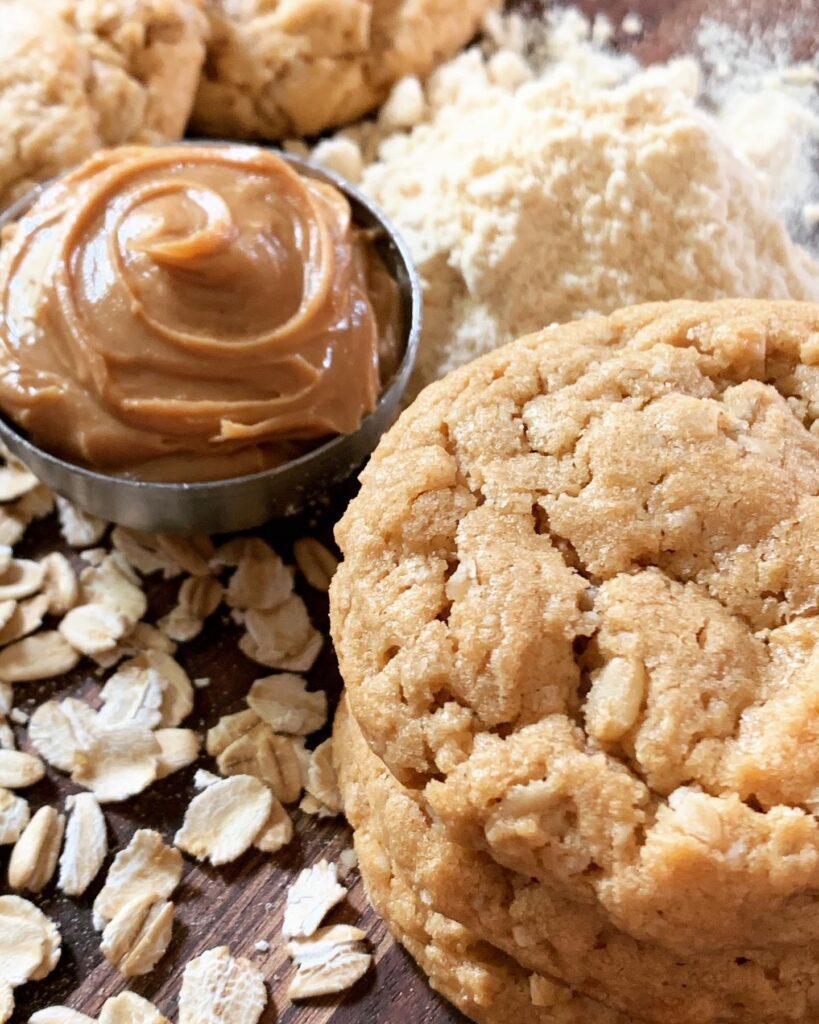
[330,299,819,954]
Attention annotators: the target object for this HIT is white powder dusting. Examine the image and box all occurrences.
[314,9,819,395]
[695,12,819,245]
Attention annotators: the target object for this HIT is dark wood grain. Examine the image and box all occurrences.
[6,2,816,1022]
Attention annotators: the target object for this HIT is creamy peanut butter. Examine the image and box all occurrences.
[0,145,401,482]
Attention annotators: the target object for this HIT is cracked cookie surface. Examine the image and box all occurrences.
[191,0,497,139]
[0,0,207,210]
[336,698,819,1024]
[330,299,819,954]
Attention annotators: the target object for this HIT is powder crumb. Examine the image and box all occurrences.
[779,64,819,85]
[804,203,819,227]
[254,940,270,953]
[487,49,532,90]
[695,14,819,244]
[193,677,211,690]
[621,12,644,35]
[311,138,364,184]
[379,76,426,130]
[333,9,819,394]
[591,13,615,46]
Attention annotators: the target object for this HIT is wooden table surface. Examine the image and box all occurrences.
[6,2,817,1022]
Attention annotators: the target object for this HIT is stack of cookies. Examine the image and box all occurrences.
[330,299,819,1024]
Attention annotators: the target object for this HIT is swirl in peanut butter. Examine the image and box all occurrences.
[0,145,401,481]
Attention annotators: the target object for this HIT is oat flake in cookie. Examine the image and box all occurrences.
[335,697,819,1024]
[330,300,819,956]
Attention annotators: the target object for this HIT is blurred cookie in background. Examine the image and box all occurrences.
[0,0,208,210]
[191,0,499,140]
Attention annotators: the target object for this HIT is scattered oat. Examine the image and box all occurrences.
[60,603,129,655]
[72,723,161,803]
[253,940,270,953]
[15,485,54,522]
[0,593,49,646]
[159,576,223,642]
[179,945,267,1024]
[0,512,25,548]
[101,895,175,977]
[29,1008,96,1023]
[225,539,293,611]
[0,602,14,635]
[80,556,147,630]
[59,793,107,897]
[0,749,45,788]
[194,676,211,689]
[206,709,260,758]
[93,829,183,931]
[29,698,97,773]
[155,534,215,577]
[0,559,43,601]
[304,739,342,814]
[292,538,338,592]
[240,597,322,671]
[0,632,80,683]
[155,728,201,779]
[0,789,28,845]
[141,651,194,727]
[217,724,303,804]
[81,548,107,567]
[0,894,61,986]
[8,805,65,892]
[97,622,178,669]
[254,797,293,854]
[246,674,327,736]
[283,860,346,939]
[111,528,182,579]
[175,774,272,866]
[55,498,107,548]
[193,768,221,789]
[8,708,26,725]
[40,553,79,616]
[98,991,170,1024]
[126,623,178,656]
[210,537,260,568]
[98,663,164,729]
[287,924,371,999]
[0,460,38,503]
[0,721,12,751]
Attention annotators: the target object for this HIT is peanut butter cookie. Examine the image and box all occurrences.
[336,698,819,1024]
[0,0,207,209]
[191,0,498,139]
[331,299,819,953]
[352,807,631,1023]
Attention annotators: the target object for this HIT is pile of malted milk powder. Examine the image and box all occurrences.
[292,5,819,395]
